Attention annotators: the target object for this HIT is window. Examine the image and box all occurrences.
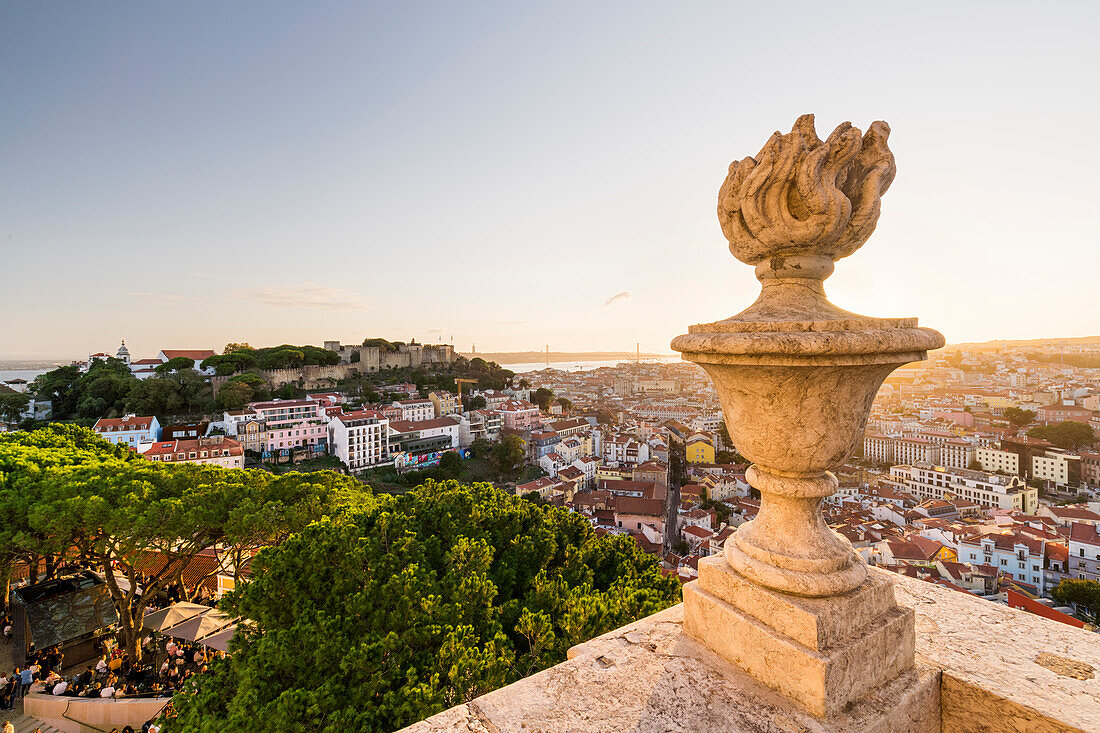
[1000,559,1007,566]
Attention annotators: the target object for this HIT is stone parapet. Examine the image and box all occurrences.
[24,694,169,733]
[896,576,1100,733]
[401,572,1100,733]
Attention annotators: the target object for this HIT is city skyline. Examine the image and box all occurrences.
[3,2,1099,359]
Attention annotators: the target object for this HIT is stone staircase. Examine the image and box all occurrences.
[3,711,63,733]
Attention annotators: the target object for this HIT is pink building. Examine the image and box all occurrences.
[499,400,542,431]
[930,409,975,427]
[246,399,329,453]
[264,421,328,452]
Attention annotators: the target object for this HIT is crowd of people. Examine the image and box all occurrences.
[0,573,226,732]
[35,633,222,701]
[0,642,65,709]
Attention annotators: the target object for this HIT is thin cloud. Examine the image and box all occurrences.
[604,291,632,307]
[232,283,370,311]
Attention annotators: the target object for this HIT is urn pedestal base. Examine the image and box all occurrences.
[684,555,918,719]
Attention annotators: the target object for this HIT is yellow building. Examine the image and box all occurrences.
[596,465,632,482]
[686,436,715,464]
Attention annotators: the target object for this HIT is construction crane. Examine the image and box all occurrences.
[455,378,479,401]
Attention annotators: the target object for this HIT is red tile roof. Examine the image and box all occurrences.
[613,496,665,518]
[161,349,217,361]
[94,416,155,431]
[143,437,243,460]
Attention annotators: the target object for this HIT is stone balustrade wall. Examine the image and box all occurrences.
[402,570,1100,733]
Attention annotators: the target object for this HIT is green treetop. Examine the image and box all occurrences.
[167,480,679,733]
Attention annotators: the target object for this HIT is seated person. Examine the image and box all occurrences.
[76,666,94,686]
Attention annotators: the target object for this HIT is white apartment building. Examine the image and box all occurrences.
[941,439,976,470]
[956,532,1047,594]
[691,413,725,434]
[903,428,955,446]
[390,417,461,451]
[394,399,434,422]
[890,464,1038,513]
[1069,522,1100,582]
[863,434,895,464]
[460,410,502,446]
[975,447,1020,476]
[539,453,595,488]
[328,410,391,471]
[93,415,161,447]
[635,403,697,422]
[1033,451,1081,488]
[248,399,327,426]
[603,436,650,466]
[894,438,941,466]
[473,390,510,409]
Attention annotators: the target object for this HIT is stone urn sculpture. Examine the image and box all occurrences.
[672,115,944,722]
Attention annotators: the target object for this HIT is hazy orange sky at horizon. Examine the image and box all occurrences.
[3,2,1098,361]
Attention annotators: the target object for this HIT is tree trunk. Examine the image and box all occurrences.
[0,561,10,612]
[101,561,143,662]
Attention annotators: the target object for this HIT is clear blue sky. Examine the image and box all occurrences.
[2,1,1098,360]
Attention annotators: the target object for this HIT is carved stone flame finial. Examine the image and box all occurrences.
[718,114,895,266]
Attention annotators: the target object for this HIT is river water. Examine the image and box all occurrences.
[507,357,679,373]
[0,368,49,384]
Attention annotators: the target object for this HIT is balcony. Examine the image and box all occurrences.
[403,570,1100,732]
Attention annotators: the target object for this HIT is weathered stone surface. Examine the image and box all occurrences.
[684,579,914,717]
[401,604,939,733]
[895,578,1100,733]
[696,556,900,652]
[717,114,896,266]
[404,574,1100,733]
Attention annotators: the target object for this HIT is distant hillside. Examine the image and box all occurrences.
[460,351,670,365]
[945,335,1100,350]
[0,360,67,370]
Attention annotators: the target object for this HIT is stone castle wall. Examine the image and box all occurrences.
[210,343,457,393]
[324,341,456,373]
[260,364,352,389]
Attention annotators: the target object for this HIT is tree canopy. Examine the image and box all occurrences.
[0,425,368,659]
[491,434,526,480]
[1003,407,1037,430]
[0,392,30,425]
[155,356,196,375]
[31,359,136,421]
[531,388,555,411]
[203,344,339,374]
[1028,421,1096,450]
[1052,578,1100,623]
[30,359,222,423]
[127,369,212,418]
[167,480,680,732]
